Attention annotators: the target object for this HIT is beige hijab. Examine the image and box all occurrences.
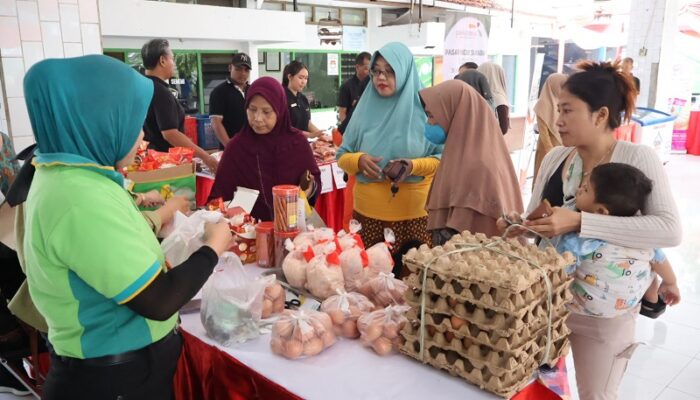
[420,80,523,234]
[533,73,568,133]
[478,62,509,108]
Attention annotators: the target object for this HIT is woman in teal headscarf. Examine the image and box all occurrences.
[21,55,231,400]
[337,42,442,274]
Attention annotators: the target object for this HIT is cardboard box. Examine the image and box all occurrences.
[126,163,196,209]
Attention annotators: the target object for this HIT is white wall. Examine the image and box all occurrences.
[98,0,305,46]
[369,22,446,56]
[0,0,103,152]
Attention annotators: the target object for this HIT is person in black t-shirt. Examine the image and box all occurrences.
[141,38,218,173]
[337,52,371,134]
[622,57,641,94]
[283,61,324,139]
[209,53,251,148]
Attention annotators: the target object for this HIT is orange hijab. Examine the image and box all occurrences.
[420,80,523,230]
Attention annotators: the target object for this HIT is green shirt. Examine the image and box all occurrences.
[23,165,177,358]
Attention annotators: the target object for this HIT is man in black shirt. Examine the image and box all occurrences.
[337,52,371,134]
[141,38,218,172]
[209,53,251,147]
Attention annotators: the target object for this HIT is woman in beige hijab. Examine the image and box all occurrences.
[478,62,510,135]
[419,80,523,245]
[533,73,568,178]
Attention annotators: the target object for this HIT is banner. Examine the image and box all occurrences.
[442,13,491,79]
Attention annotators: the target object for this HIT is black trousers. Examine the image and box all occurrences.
[42,329,182,400]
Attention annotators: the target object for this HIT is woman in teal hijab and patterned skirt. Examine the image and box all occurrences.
[337,43,442,275]
[20,56,232,399]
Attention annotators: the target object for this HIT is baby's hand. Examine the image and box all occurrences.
[659,281,681,306]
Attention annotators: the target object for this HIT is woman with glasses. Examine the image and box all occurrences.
[283,61,324,139]
[210,76,321,220]
[336,42,442,276]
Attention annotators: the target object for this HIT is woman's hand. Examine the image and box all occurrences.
[155,196,190,225]
[386,159,413,183]
[524,207,581,238]
[497,211,527,237]
[304,130,324,139]
[138,190,165,207]
[358,154,383,180]
[203,221,233,256]
[659,281,681,306]
[204,154,219,174]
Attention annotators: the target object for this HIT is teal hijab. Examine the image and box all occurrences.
[24,55,153,187]
[337,42,442,183]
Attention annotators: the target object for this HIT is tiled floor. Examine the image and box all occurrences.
[566,154,700,400]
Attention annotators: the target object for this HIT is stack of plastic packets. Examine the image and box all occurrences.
[399,231,575,398]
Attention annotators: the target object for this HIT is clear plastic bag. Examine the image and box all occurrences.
[320,290,374,338]
[358,272,408,309]
[357,305,410,356]
[337,220,364,251]
[161,210,225,266]
[282,241,311,289]
[339,247,369,293]
[305,244,345,299]
[270,309,336,359]
[366,228,395,277]
[200,253,275,346]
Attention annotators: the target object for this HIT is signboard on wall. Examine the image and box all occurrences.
[327,53,339,76]
[343,26,368,52]
[414,57,434,87]
[442,13,491,79]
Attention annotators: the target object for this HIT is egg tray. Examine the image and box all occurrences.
[400,314,570,368]
[404,289,571,337]
[403,271,572,318]
[399,335,569,399]
[403,232,574,294]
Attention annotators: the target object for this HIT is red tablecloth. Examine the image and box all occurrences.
[687,111,700,155]
[313,162,345,232]
[174,330,302,400]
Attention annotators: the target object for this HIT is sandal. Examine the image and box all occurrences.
[640,297,667,319]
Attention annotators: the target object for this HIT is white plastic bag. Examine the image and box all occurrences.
[161,210,225,266]
[200,253,275,346]
[366,228,396,277]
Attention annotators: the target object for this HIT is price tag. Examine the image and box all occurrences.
[331,162,347,189]
[319,164,334,194]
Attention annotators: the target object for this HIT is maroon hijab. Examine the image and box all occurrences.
[209,76,321,221]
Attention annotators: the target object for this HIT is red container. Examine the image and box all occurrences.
[256,222,275,268]
[184,116,198,146]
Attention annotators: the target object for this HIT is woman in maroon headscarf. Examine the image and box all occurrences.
[209,77,320,221]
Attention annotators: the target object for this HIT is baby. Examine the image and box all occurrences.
[558,162,680,318]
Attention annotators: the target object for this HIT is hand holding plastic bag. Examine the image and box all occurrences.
[200,253,275,346]
[161,210,226,266]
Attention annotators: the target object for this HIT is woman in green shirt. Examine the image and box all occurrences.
[21,55,231,400]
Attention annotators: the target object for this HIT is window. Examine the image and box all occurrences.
[261,1,283,11]
[294,52,339,109]
[285,4,312,23]
[314,7,340,22]
[340,8,366,26]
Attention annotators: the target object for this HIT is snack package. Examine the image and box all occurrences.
[262,281,286,319]
[200,254,274,346]
[359,272,408,309]
[366,228,396,277]
[320,290,375,338]
[357,305,410,356]
[270,310,336,359]
[305,244,345,299]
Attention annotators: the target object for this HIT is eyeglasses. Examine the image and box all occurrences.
[370,68,395,79]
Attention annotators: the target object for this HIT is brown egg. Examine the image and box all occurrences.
[426,325,437,336]
[318,312,334,331]
[447,297,459,308]
[341,320,360,338]
[303,337,324,357]
[445,331,455,343]
[348,305,360,317]
[274,320,294,338]
[273,296,286,313]
[383,323,399,339]
[267,283,283,300]
[363,324,383,342]
[328,309,347,326]
[270,338,284,355]
[284,339,303,359]
[450,315,467,330]
[321,331,336,347]
[262,299,273,319]
[371,337,393,356]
